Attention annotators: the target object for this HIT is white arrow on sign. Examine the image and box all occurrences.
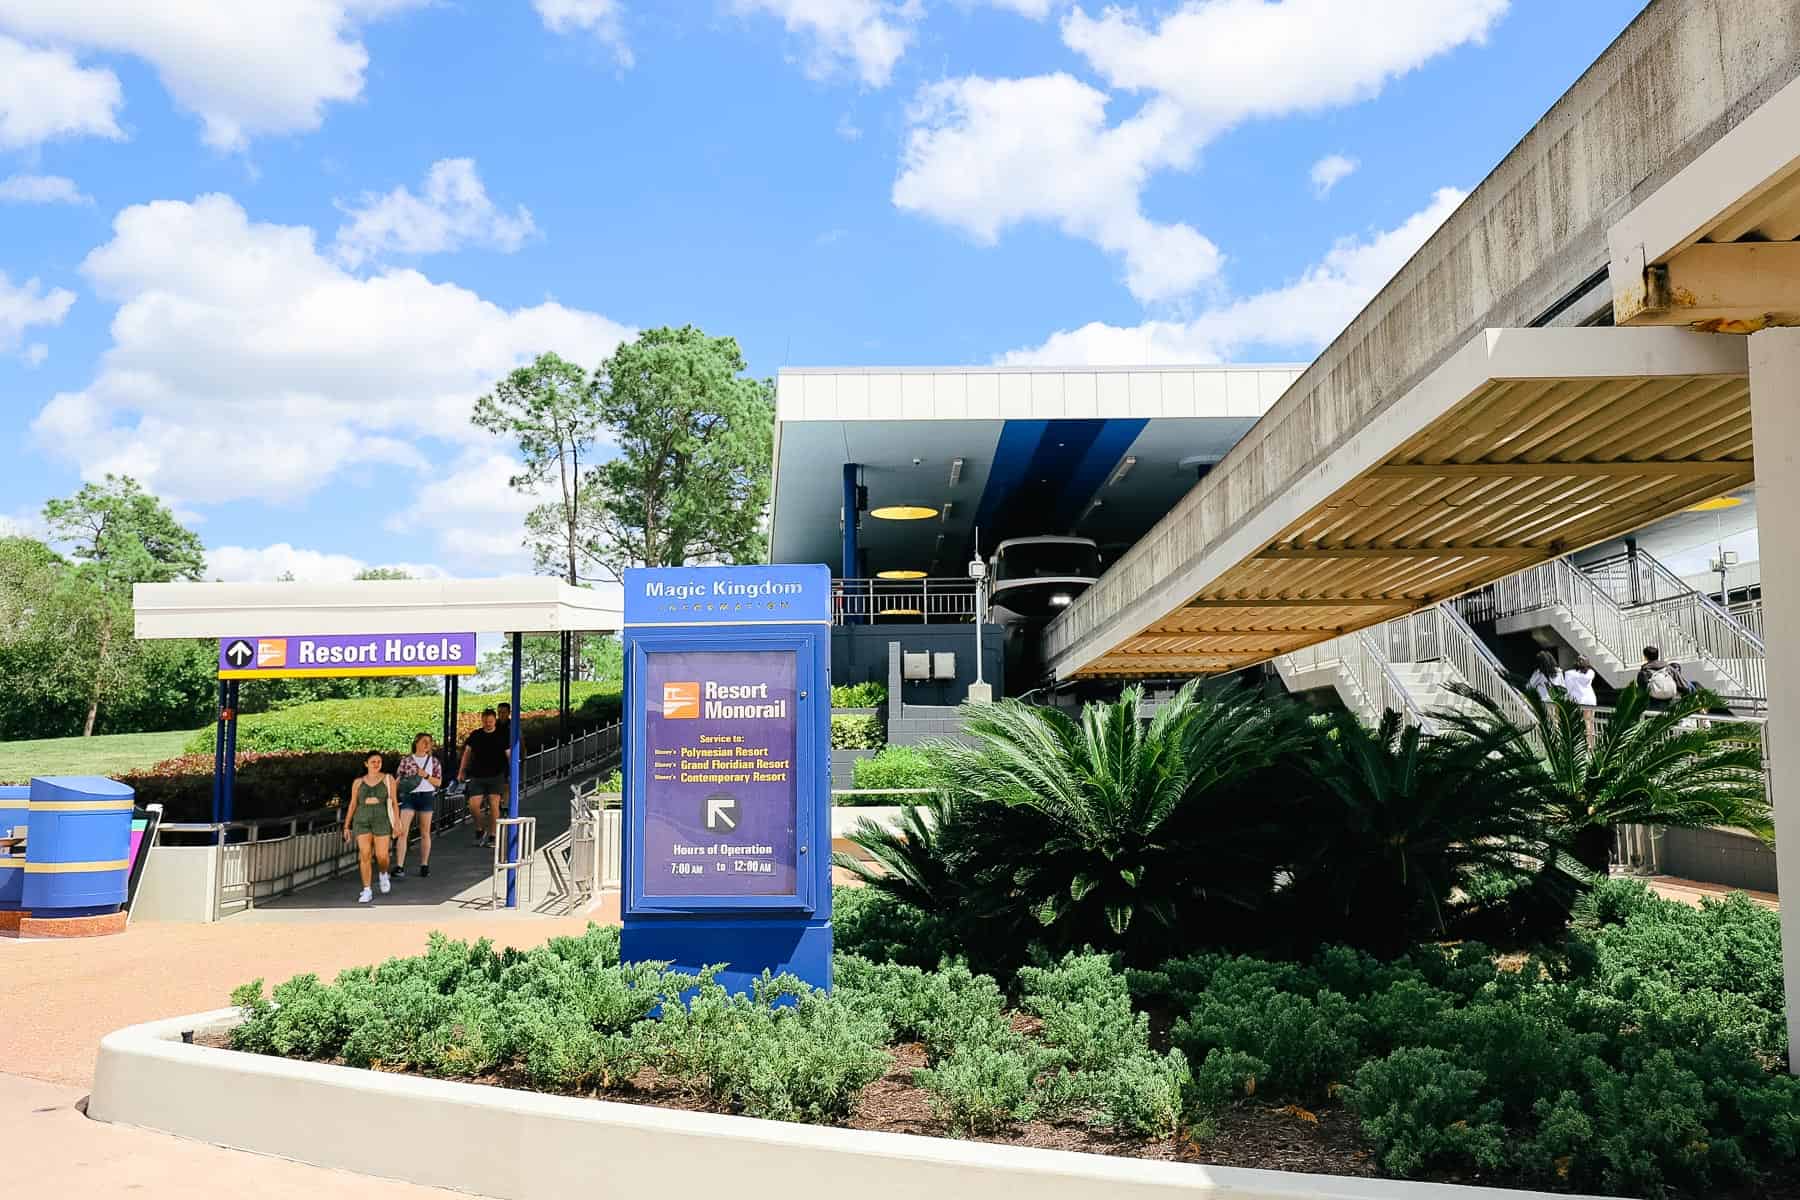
[705,793,738,831]
[225,640,254,668]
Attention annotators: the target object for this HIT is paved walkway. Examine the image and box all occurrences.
[5,1073,461,1199]
[240,773,597,922]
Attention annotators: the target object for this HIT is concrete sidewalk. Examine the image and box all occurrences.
[4,1072,462,1198]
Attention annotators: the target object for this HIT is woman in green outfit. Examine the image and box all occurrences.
[342,751,398,904]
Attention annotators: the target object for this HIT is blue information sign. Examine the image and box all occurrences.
[620,565,833,993]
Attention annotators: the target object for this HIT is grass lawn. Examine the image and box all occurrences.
[0,727,200,784]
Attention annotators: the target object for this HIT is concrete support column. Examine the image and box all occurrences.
[1748,327,1800,1072]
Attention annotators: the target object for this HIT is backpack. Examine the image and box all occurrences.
[1646,666,1679,701]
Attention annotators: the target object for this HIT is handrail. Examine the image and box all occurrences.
[832,577,980,625]
[1276,626,1436,732]
[1495,553,1764,706]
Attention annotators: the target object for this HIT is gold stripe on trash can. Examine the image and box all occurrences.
[22,859,131,873]
[28,800,136,811]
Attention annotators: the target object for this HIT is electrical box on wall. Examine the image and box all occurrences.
[902,651,930,680]
[931,651,956,680]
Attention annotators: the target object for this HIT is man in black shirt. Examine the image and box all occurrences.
[458,708,511,848]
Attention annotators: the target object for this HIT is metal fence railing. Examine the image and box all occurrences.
[521,721,621,792]
[832,578,981,624]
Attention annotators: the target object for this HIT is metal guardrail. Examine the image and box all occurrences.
[1277,625,1437,731]
[1493,553,1765,708]
[157,721,623,918]
[832,578,980,624]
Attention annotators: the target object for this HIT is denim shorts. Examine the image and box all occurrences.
[400,791,436,813]
[465,775,506,797]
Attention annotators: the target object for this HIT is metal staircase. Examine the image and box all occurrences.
[1486,550,1765,712]
[1275,603,1534,733]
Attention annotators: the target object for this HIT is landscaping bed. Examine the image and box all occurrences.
[213,879,1799,1200]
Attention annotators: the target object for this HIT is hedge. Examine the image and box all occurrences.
[182,684,622,755]
[829,682,887,709]
[850,745,938,790]
[829,713,883,750]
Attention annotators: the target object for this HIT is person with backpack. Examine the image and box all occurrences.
[1637,646,1687,704]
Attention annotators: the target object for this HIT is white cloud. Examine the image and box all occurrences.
[1001,186,1464,364]
[1310,153,1357,197]
[895,74,1218,303]
[0,270,74,352]
[728,0,922,88]
[207,542,447,582]
[533,0,633,68]
[834,112,862,141]
[23,342,47,366]
[976,0,1056,16]
[895,0,1503,301]
[30,194,632,511]
[0,510,44,539]
[0,35,123,150]
[385,452,543,573]
[0,2,426,150]
[334,158,538,268]
[0,173,92,205]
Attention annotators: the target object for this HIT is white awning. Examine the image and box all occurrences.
[133,577,623,640]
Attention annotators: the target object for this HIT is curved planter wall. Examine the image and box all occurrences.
[91,1010,1601,1200]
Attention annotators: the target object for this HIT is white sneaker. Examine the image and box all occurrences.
[378,873,391,894]
[358,887,372,903]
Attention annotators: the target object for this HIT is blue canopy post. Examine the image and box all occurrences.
[506,630,523,908]
[221,680,240,823]
[211,680,227,826]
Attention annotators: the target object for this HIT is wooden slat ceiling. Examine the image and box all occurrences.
[1080,372,1753,677]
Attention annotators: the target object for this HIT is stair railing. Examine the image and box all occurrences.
[1493,555,1764,709]
[1276,626,1437,732]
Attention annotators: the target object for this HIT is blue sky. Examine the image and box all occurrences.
[0,0,1648,581]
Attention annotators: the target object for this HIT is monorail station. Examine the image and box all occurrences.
[764,5,1800,1065]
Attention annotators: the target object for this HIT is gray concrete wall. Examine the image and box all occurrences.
[1660,825,1778,894]
[1046,0,1800,679]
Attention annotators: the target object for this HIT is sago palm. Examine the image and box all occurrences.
[1445,682,1769,876]
[925,680,1310,957]
[1283,707,1559,955]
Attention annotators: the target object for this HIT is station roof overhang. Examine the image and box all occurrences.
[1609,71,1800,332]
[133,578,623,640]
[1045,326,1752,679]
[769,365,1305,576]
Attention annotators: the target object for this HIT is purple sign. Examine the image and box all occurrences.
[217,633,477,677]
[643,649,798,897]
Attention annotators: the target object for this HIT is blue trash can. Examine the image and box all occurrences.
[0,785,25,910]
[22,776,135,917]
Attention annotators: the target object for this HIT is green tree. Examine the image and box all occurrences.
[475,633,623,688]
[43,476,206,735]
[472,351,605,585]
[589,326,774,575]
[354,566,413,581]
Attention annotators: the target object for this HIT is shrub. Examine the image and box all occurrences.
[1017,952,1149,1072]
[642,970,891,1124]
[849,744,939,791]
[1191,1048,1269,1107]
[829,713,884,750]
[830,682,887,709]
[1091,1051,1189,1138]
[916,1043,1044,1136]
[830,887,957,969]
[1347,1047,1507,1178]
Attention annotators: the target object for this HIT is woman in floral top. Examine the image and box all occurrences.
[393,732,443,878]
